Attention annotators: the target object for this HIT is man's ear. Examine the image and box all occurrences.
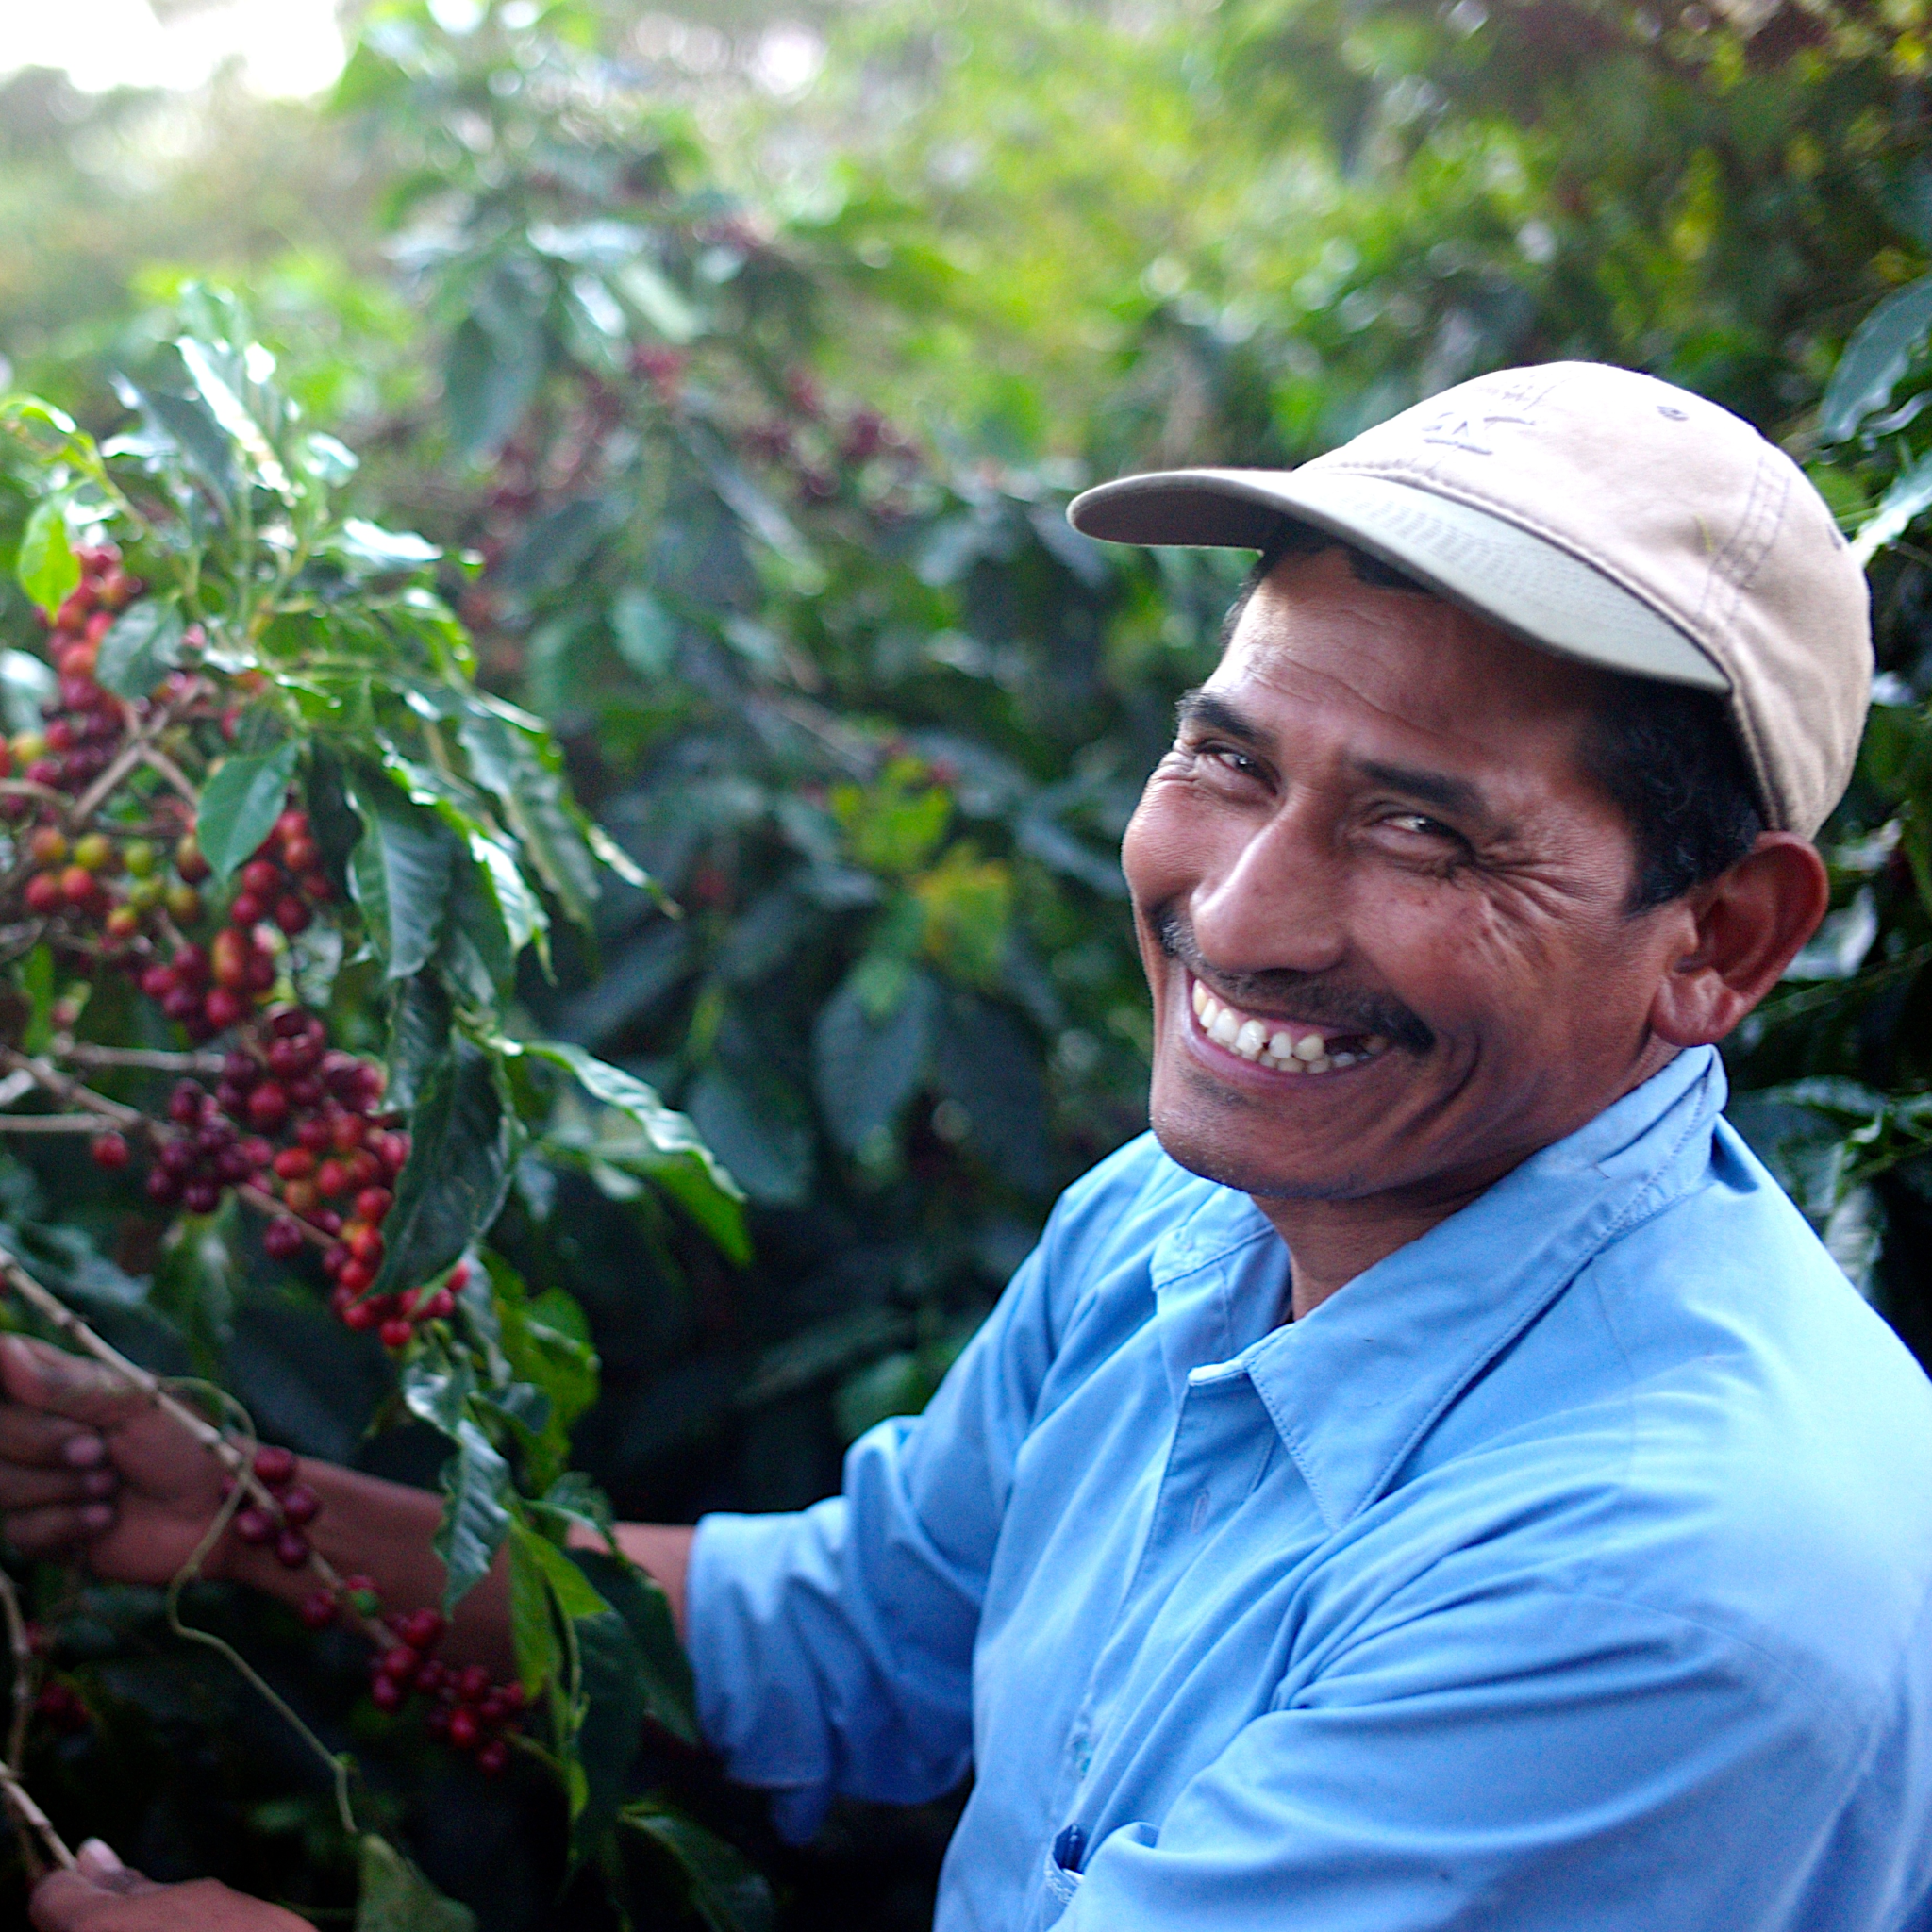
[1649,832,1831,1048]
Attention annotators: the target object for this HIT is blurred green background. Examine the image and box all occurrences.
[11,1,1932,1924]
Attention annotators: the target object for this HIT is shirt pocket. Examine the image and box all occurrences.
[1041,1846,1085,1921]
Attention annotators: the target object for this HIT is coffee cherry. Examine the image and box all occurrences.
[425,1705,451,1740]
[274,1149,315,1182]
[175,836,210,884]
[263,1217,306,1260]
[228,891,266,929]
[72,832,114,873]
[379,1317,414,1350]
[348,1226,384,1269]
[25,874,62,916]
[182,1178,220,1215]
[341,1296,379,1332]
[297,1591,338,1630]
[211,929,248,989]
[205,987,246,1030]
[90,1132,129,1171]
[317,1159,348,1199]
[165,883,203,924]
[104,905,141,941]
[274,895,311,935]
[281,1179,320,1218]
[422,1289,457,1321]
[245,946,276,992]
[356,1188,393,1224]
[246,1083,289,1129]
[282,835,321,874]
[27,827,67,867]
[233,1506,275,1545]
[280,1483,321,1526]
[475,1740,509,1775]
[145,1168,182,1206]
[123,839,156,877]
[446,1259,471,1294]
[274,1527,310,1569]
[60,865,100,908]
[370,1674,404,1714]
[253,1444,297,1488]
[447,1707,480,1751]
[381,1645,419,1686]
[241,859,282,897]
[337,1258,375,1294]
[400,1607,445,1652]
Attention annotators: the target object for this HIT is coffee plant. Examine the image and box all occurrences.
[0,293,769,1930]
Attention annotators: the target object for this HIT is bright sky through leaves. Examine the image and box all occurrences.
[0,0,345,97]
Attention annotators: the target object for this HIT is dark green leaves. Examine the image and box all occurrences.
[357,1835,477,1932]
[620,1804,774,1932]
[194,741,300,883]
[1823,273,1932,442]
[446,264,549,461]
[95,598,186,699]
[373,1036,516,1297]
[433,1417,512,1611]
[813,965,938,1155]
[385,973,454,1114]
[347,769,459,980]
[567,1547,696,1748]
[14,499,77,616]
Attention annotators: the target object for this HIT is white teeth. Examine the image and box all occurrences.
[1191,977,1388,1075]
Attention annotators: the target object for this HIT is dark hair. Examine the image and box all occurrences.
[1222,523,1766,911]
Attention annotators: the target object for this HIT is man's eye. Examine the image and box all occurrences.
[1201,744,1259,776]
[1383,811,1460,841]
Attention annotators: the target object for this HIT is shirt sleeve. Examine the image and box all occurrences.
[683,1169,1081,1840]
[1060,1576,1899,1932]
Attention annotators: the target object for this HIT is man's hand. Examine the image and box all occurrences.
[0,1336,229,1585]
[30,1840,309,1930]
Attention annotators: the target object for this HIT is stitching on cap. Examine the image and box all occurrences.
[1695,446,1788,635]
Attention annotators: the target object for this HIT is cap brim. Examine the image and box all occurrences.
[1068,467,1728,692]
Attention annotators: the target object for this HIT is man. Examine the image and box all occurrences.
[14,361,1932,1931]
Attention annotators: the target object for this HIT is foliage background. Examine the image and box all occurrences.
[9,1,1932,1926]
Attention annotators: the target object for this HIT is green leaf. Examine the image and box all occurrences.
[457,707,600,924]
[386,973,454,1115]
[434,1417,511,1612]
[687,1064,814,1208]
[568,1547,697,1747]
[569,1594,648,1867]
[812,965,938,1154]
[19,944,54,1056]
[501,1037,748,1261]
[193,741,300,884]
[620,1805,774,1932]
[347,768,460,981]
[126,378,238,519]
[493,1266,599,1491]
[438,847,518,1007]
[610,587,678,678]
[1852,447,1932,564]
[95,599,187,699]
[15,499,78,618]
[356,1834,476,1932]
[1823,273,1932,441]
[400,1338,477,1440]
[176,337,292,497]
[469,830,548,958]
[373,1036,517,1299]
[507,1520,567,1703]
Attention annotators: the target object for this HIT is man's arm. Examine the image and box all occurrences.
[0,1337,692,1664]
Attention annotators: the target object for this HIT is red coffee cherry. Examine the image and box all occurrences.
[89,1132,129,1171]
[400,1608,445,1653]
[447,1707,480,1751]
[280,1484,321,1526]
[241,859,282,897]
[274,1527,310,1569]
[253,1445,297,1488]
[232,1507,276,1545]
[476,1740,509,1775]
[297,1590,338,1630]
[379,1318,414,1351]
[370,1674,404,1714]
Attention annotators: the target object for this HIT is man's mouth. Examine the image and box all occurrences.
[1189,976,1390,1075]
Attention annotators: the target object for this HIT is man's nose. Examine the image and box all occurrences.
[1189,807,1349,979]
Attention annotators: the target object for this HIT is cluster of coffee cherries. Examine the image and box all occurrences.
[226,1442,325,1571]
[9,541,142,806]
[364,1607,524,1775]
[294,1588,523,1774]
[125,808,333,1042]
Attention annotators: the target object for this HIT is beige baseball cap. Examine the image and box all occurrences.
[1067,361,1872,838]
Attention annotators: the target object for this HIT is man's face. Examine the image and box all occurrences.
[1121,545,1690,1212]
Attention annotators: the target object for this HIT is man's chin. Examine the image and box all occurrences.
[1147,1114,1370,1205]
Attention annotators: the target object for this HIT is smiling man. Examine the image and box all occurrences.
[16,363,1932,1932]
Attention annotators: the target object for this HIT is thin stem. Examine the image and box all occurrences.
[0,1570,72,1875]
[53,1042,227,1074]
[139,746,200,808]
[0,1117,115,1134]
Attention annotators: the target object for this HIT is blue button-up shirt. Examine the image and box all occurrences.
[688,1047,1932,1930]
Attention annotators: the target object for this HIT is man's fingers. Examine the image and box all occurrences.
[75,1840,158,1895]
[0,1404,108,1472]
[2,1500,114,1555]
[0,1464,116,1511]
[0,1339,148,1431]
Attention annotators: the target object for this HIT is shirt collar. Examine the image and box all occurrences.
[1149,1045,1728,1531]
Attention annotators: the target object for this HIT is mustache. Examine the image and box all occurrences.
[1150,905,1437,1056]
